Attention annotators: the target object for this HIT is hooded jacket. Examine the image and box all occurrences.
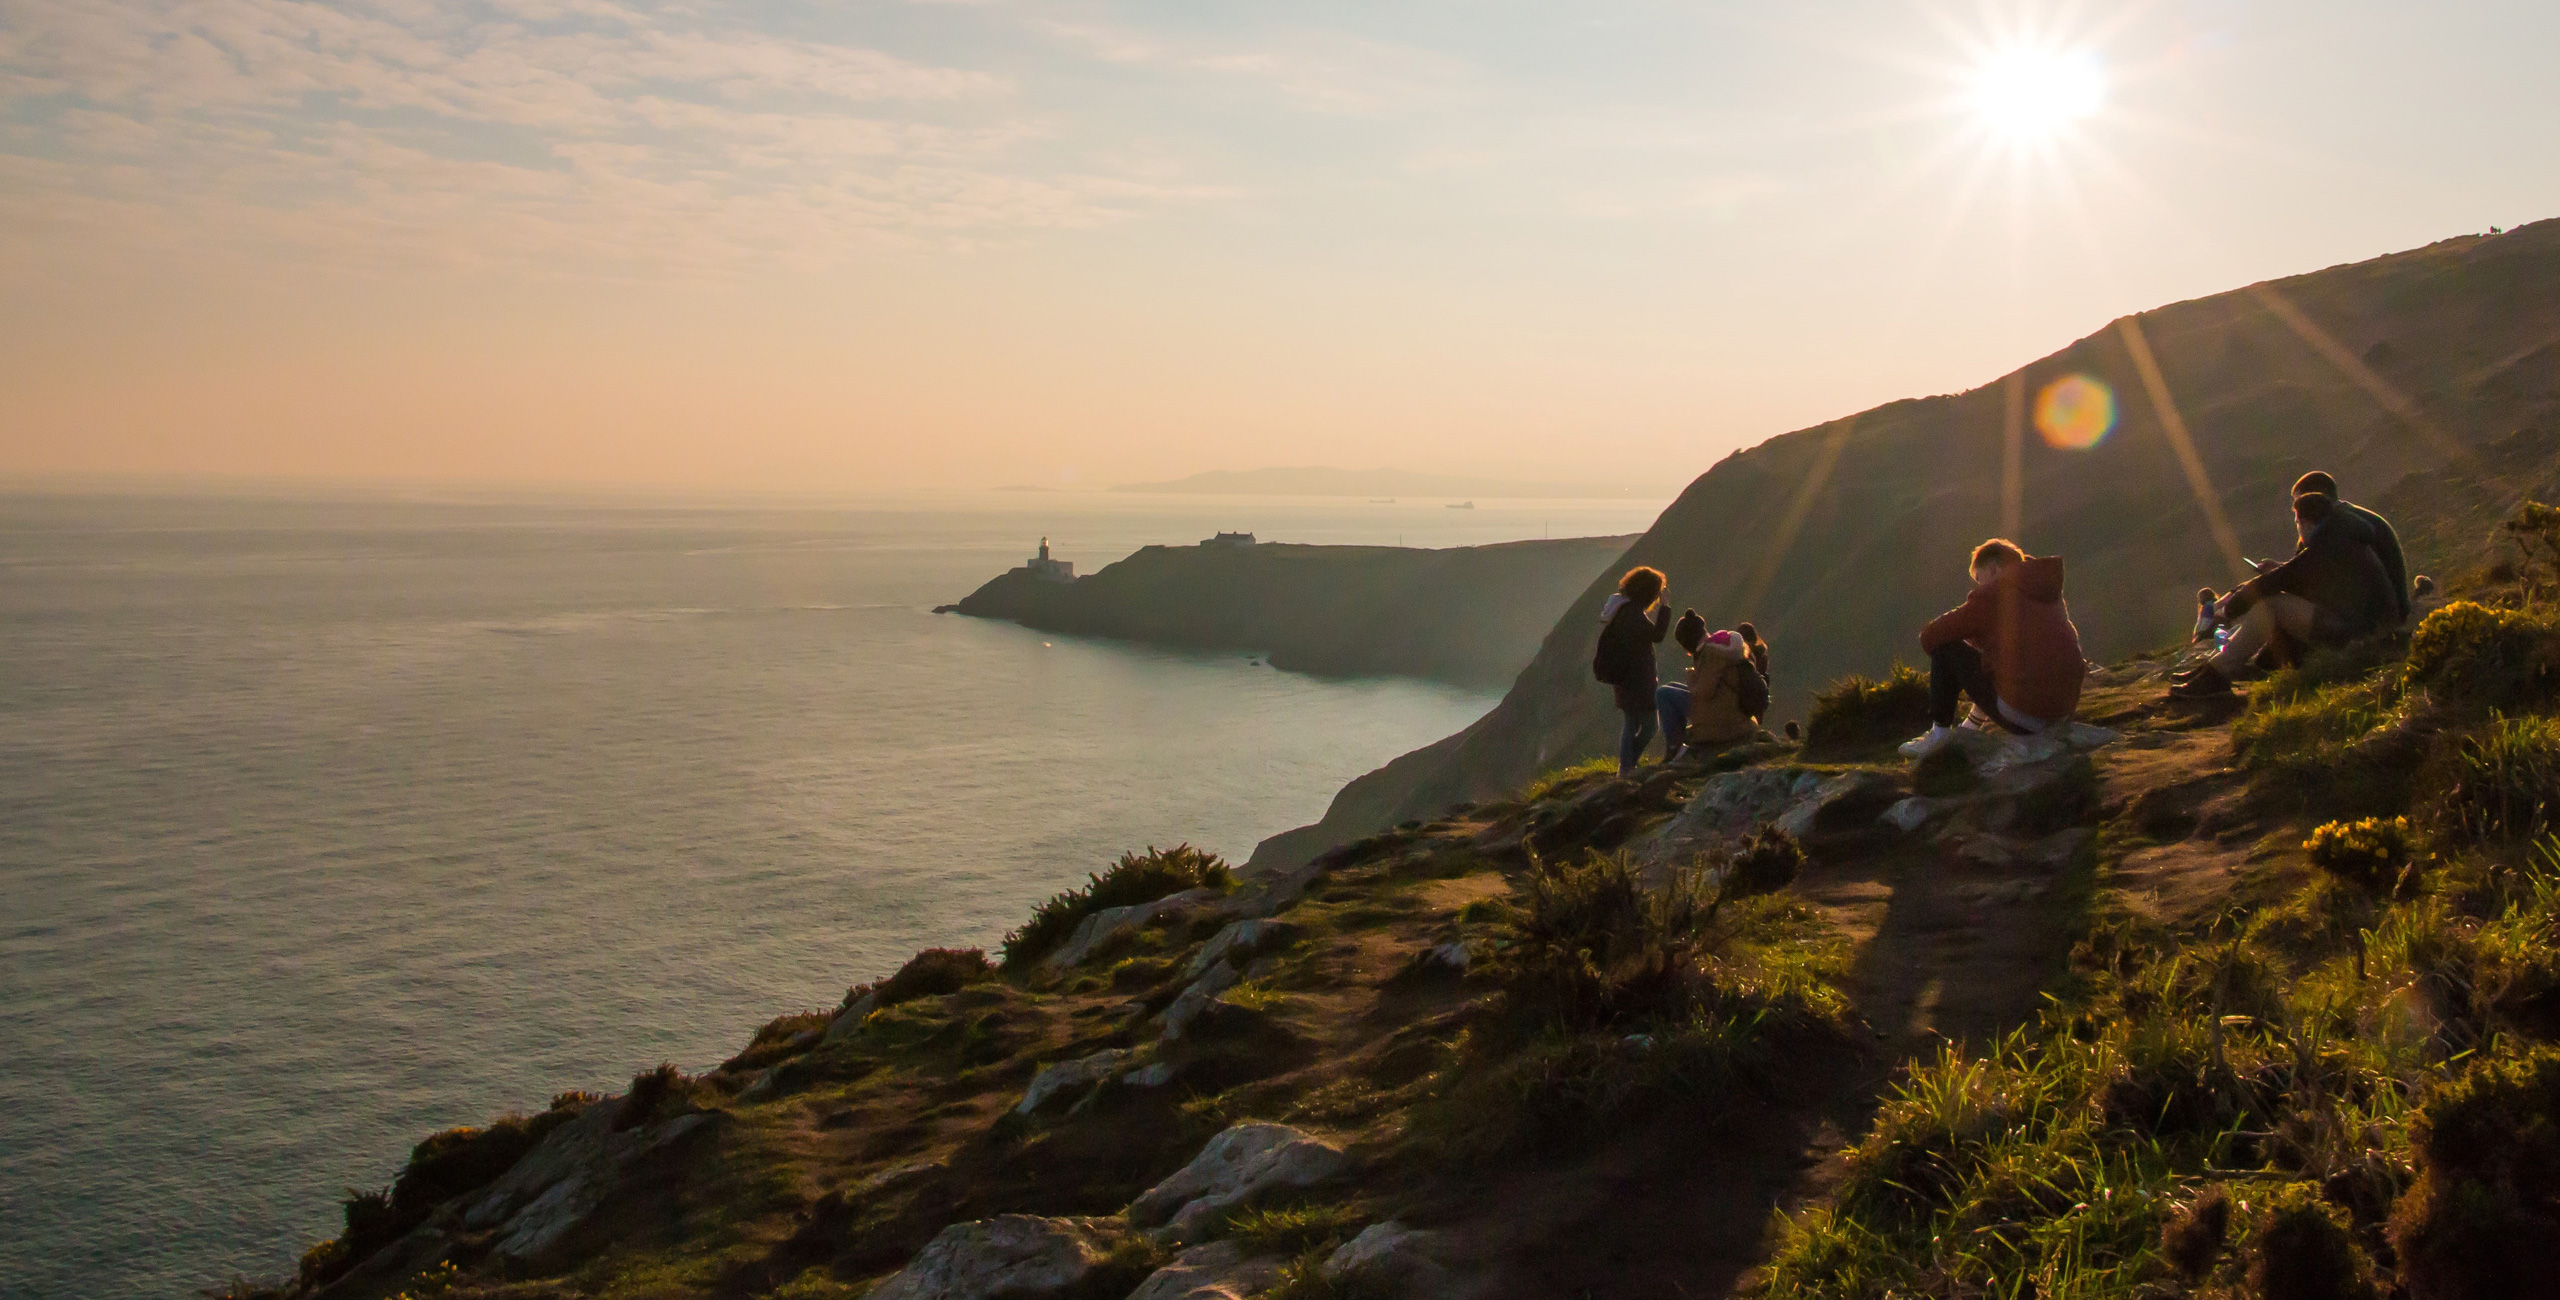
[1918,554,2087,724]
[1682,632,1760,747]
[2236,508,2396,640]
[1595,593,1670,713]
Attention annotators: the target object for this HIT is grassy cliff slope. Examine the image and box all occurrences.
[1252,218,2560,869]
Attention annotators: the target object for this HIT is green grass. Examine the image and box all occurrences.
[1517,757,1617,803]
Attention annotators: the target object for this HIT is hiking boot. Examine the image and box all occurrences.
[1898,725,1957,760]
[2167,663,2236,700]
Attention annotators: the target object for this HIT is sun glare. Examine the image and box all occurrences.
[1972,48,2105,141]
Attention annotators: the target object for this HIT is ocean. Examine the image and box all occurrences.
[0,490,1659,1299]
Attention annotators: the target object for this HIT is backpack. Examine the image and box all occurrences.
[1736,660,1771,720]
[1592,631,1622,686]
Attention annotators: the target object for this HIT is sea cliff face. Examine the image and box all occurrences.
[1252,217,2560,869]
[950,535,1637,692]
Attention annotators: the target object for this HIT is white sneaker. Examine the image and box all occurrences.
[1958,709,1992,731]
[1898,725,1956,761]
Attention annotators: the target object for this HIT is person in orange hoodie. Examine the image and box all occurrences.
[1900,539,2087,761]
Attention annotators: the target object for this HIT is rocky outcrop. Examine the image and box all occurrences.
[1182,919,1301,982]
[457,1103,721,1267]
[1160,963,1243,1042]
[1323,1221,1455,1294]
[1126,1240,1286,1300]
[1045,889,1224,971]
[1015,1049,1140,1115]
[866,1215,1124,1300]
[1128,1123,1349,1244]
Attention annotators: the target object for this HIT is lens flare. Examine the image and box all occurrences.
[2034,374,2115,450]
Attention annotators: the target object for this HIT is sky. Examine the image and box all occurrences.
[2,0,2555,494]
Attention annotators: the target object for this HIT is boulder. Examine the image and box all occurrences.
[1183,919,1302,982]
[1126,1240,1286,1300]
[1425,939,1476,972]
[1127,1123,1349,1243]
[1045,889,1223,971]
[1123,1060,1181,1089]
[1634,766,1810,863]
[1160,962,1243,1041]
[1322,1221,1452,1293]
[1015,1048,1137,1116]
[867,1215,1121,1300]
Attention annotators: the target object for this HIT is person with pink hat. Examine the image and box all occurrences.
[1658,620,1767,761]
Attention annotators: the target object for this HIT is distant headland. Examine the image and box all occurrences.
[1107,466,1647,499]
[945,531,1637,691]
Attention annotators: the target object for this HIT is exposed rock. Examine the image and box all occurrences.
[1123,1060,1180,1089]
[1881,796,1943,833]
[1161,962,1243,1041]
[1046,888,1224,971]
[1425,939,1476,972]
[1127,1123,1349,1243]
[867,1214,1121,1300]
[1634,766,1809,863]
[1322,1220,1452,1293]
[820,990,880,1045]
[1127,1240,1286,1300]
[1773,770,1902,837]
[1016,1048,1137,1115]
[1184,918,1303,982]
[459,1103,719,1267]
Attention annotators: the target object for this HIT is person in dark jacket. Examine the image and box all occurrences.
[1901,539,2086,760]
[2171,493,2396,699]
[1595,566,1672,774]
[2293,470,2411,625]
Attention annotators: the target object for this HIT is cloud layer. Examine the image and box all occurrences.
[0,0,1228,276]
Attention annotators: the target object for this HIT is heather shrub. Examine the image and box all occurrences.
[612,1062,688,1132]
[1804,664,1931,758]
[1719,826,1804,902]
[2247,1184,2377,1300]
[2159,1187,2230,1280]
[874,947,997,1008]
[1002,845,1234,968]
[389,1107,578,1222]
[2387,1049,2560,1300]
[2306,817,2416,894]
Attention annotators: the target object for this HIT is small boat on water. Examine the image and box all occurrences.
[1446,500,1475,510]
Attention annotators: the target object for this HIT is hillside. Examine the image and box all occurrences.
[949,536,1636,692]
[222,544,2560,1299]
[1251,218,2560,870]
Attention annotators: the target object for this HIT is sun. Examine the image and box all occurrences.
[1971,46,2105,142]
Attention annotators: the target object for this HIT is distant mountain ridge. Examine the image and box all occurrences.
[1109,467,1646,499]
[1252,218,2560,868]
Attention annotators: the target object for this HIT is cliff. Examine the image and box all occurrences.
[225,558,2560,1298]
[1252,217,2560,869]
[950,535,1637,692]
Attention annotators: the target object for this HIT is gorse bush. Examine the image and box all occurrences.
[2307,817,2417,894]
[2405,601,2560,711]
[1001,844,1233,968]
[1804,664,1931,758]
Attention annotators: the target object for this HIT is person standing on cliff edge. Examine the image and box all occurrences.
[1594,566,1672,775]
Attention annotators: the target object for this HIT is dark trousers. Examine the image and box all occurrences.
[1928,641,2027,731]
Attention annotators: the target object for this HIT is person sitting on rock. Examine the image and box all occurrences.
[1594,565,1672,774]
[2293,470,2411,626]
[1653,611,1708,759]
[2170,492,2396,699]
[1672,627,1765,759]
[1900,539,2087,761]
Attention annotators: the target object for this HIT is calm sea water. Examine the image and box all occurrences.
[0,489,1657,1299]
